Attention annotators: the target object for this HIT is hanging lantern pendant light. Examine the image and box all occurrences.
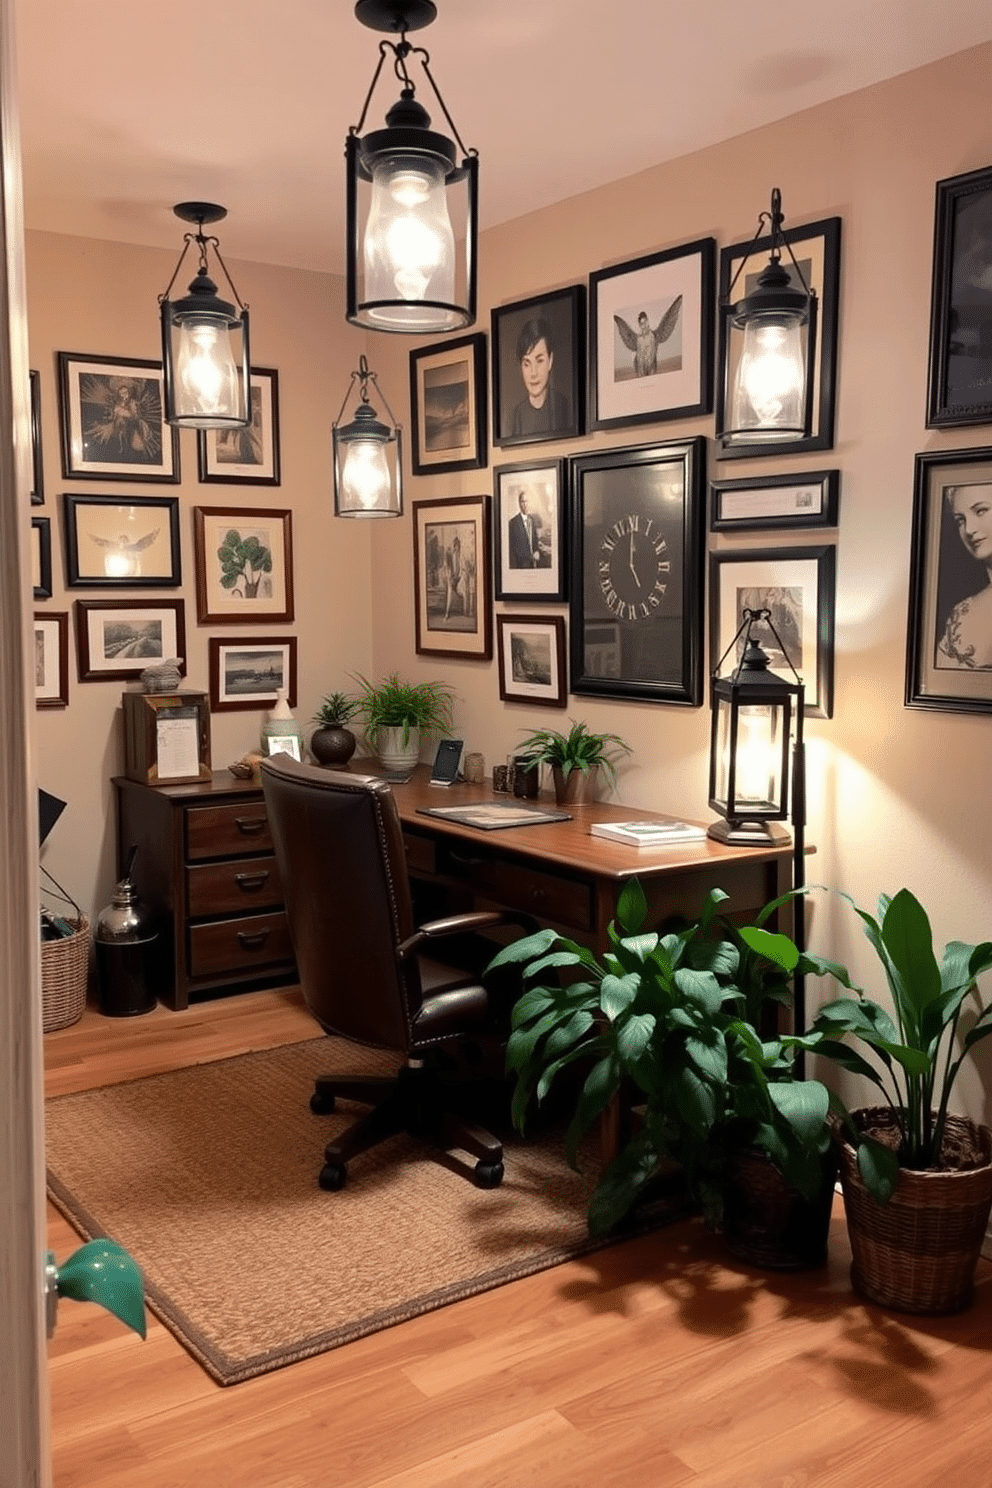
[332,354,404,517]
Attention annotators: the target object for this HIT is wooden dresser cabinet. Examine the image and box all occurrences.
[112,773,297,1010]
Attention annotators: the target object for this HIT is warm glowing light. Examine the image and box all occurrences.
[174,316,240,418]
[732,318,805,434]
[364,153,454,320]
[340,438,391,513]
[733,705,779,806]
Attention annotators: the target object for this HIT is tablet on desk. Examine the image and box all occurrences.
[429,738,463,786]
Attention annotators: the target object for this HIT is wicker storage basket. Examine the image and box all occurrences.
[723,1147,838,1271]
[41,915,90,1032]
[836,1107,992,1314]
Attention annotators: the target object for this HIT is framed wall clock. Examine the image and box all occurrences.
[568,437,707,705]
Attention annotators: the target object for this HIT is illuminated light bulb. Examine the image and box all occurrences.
[731,316,806,436]
[733,705,779,807]
[104,550,136,579]
[341,438,391,513]
[364,152,455,325]
[174,315,240,419]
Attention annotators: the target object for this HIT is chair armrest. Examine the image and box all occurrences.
[397,909,538,961]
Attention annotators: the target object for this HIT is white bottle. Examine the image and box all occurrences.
[260,688,304,761]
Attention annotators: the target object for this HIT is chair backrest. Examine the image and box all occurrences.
[261,755,419,1051]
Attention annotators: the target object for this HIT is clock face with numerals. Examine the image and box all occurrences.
[598,514,672,621]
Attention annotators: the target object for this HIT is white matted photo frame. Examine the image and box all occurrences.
[491,285,585,448]
[413,494,492,660]
[57,351,180,482]
[197,367,281,485]
[906,445,992,713]
[63,493,181,587]
[589,237,716,432]
[710,470,840,532]
[208,635,298,712]
[709,545,835,718]
[74,598,186,683]
[409,332,487,475]
[497,613,567,708]
[34,611,68,708]
[494,457,567,601]
[31,517,51,599]
[193,506,294,624]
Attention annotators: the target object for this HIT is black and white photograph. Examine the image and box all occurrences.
[209,636,298,712]
[710,470,840,531]
[494,457,566,601]
[413,494,492,660]
[492,286,585,448]
[63,493,181,587]
[497,614,567,707]
[409,333,487,475]
[57,352,180,482]
[34,610,68,708]
[198,368,281,485]
[31,516,51,599]
[74,598,186,682]
[926,164,992,429]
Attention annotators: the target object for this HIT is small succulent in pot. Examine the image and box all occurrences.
[312,692,359,728]
[309,691,360,768]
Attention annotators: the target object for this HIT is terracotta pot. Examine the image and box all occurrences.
[723,1147,837,1271]
[551,765,599,805]
[309,724,356,768]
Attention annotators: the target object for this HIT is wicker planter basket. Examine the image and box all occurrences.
[723,1147,838,1271]
[41,915,90,1032]
[836,1107,992,1314]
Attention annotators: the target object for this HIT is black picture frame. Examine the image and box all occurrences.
[709,544,836,719]
[905,445,992,713]
[491,285,585,448]
[57,351,180,483]
[409,332,488,475]
[34,611,69,708]
[496,613,568,708]
[926,164,992,429]
[31,517,51,599]
[588,237,716,431]
[63,493,182,588]
[74,598,187,682]
[568,437,706,705]
[209,635,298,712]
[29,369,44,505]
[710,470,840,532]
[197,367,281,485]
[715,215,841,460]
[493,456,567,602]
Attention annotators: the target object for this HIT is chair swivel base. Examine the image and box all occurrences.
[310,1064,504,1191]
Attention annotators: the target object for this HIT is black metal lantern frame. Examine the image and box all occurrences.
[718,187,817,448]
[346,0,478,333]
[332,354,404,517]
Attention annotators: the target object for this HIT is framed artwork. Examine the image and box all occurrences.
[197,367,281,485]
[710,470,840,532]
[905,445,992,713]
[57,352,180,482]
[496,614,567,708]
[709,545,836,719]
[62,493,181,588]
[926,165,992,429]
[209,635,298,712]
[491,284,585,448]
[715,215,841,459]
[34,611,69,708]
[588,237,716,431]
[409,332,487,475]
[568,437,706,705]
[31,517,51,599]
[74,598,186,682]
[412,494,492,660]
[494,457,567,601]
[29,369,44,505]
[193,506,294,624]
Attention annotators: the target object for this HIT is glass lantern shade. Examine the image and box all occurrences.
[707,657,800,845]
[333,401,403,518]
[161,275,250,430]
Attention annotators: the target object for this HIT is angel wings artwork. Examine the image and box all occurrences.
[88,526,161,578]
[613,294,683,378]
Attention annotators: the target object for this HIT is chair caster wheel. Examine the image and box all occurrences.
[473,1160,504,1189]
[311,1091,336,1115]
[319,1162,347,1191]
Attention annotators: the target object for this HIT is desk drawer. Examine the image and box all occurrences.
[188,910,294,977]
[187,855,283,917]
[186,802,273,859]
[441,845,593,932]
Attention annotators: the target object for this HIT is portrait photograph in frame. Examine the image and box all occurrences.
[197,367,281,485]
[568,436,706,706]
[34,611,68,708]
[409,332,487,475]
[413,494,492,660]
[29,369,44,504]
[74,598,186,683]
[710,470,840,532]
[494,456,567,601]
[709,545,836,718]
[193,506,294,624]
[715,215,841,460]
[491,284,585,449]
[496,613,567,708]
[926,164,992,430]
[588,237,716,432]
[57,351,180,482]
[209,635,298,712]
[63,493,181,588]
[31,517,51,599]
[905,445,992,714]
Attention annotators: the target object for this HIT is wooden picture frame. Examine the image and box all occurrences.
[197,367,281,485]
[493,456,567,602]
[905,445,992,713]
[193,506,294,624]
[710,470,840,532]
[209,635,298,712]
[34,610,68,707]
[926,165,992,429]
[709,545,836,719]
[496,613,567,708]
[57,351,180,482]
[74,598,186,683]
[409,332,487,475]
[412,494,492,660]
[715,215,841,459]
[63,493,181,587]
[491,285,585,448]
[588,237,716,431]
[568,437,706,705]
[31,517,51,599]
[29,369,44,505]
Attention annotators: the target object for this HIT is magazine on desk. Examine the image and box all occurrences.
[417,802,571,831]
[589,818,707,847]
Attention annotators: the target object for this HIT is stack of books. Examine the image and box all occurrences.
[589,818,708,848]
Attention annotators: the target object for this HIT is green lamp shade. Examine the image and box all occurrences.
[50,1239,146,1338]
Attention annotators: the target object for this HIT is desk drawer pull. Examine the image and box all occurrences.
[234,871,270,893]
[448,849,486,867]
[237,928,271,951]
[234,816,266,837]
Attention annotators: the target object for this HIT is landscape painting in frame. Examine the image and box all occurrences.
[57,352,179,482]
[209,636,298,712]
[413,494,492,660]
[409,333,487,475]
[497,614,567,707]
[75,599,186,683]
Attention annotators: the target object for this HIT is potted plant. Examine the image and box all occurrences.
[352,672,456,774]
[515,719,631,805]
[309,691,359,768]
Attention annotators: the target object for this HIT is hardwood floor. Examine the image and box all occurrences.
[45,990,992,1488]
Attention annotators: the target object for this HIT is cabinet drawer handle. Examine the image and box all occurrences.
[234,871,270,893]
[448,849,486,867]
[237,929,271,951]
[234,817,266,836]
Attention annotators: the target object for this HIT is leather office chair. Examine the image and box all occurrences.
[261,754,533,1192]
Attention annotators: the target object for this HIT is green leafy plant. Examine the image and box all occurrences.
[489,880,830,1236]
[217,528,272,599]
[312,691,359,727]
[351,672,456,748]
[515,719,631,789]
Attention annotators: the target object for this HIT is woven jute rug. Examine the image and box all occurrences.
[46,1038,684,1385]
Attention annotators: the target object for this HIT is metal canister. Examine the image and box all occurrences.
[94,856,159,1017]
